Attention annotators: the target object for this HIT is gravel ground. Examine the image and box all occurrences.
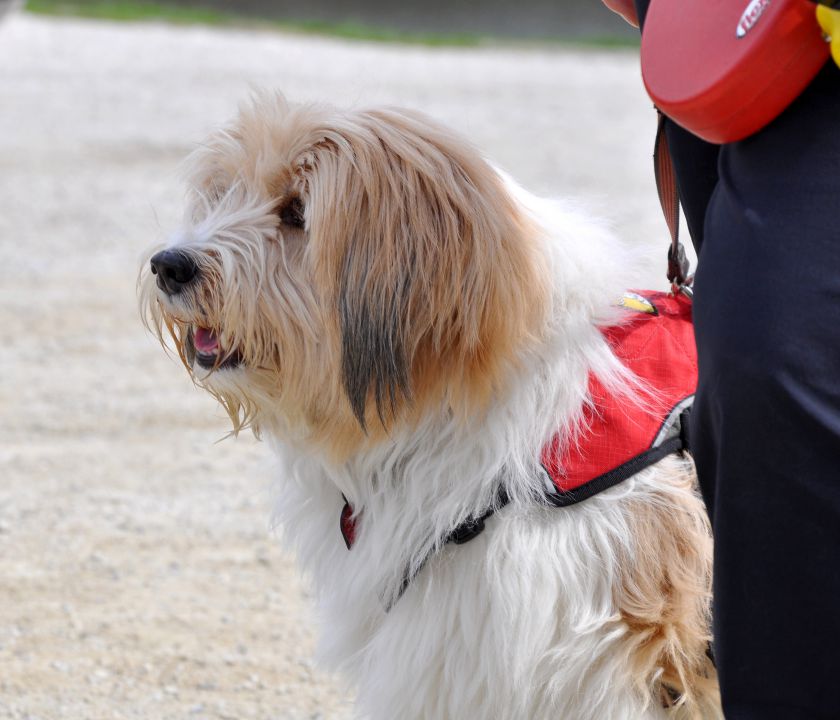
[0,12,672,719]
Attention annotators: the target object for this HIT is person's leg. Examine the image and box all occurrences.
[691,61,840,718]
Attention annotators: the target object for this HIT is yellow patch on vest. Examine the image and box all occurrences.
[619,292,658,315]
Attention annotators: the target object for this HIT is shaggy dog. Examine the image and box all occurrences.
[140,94,720,719]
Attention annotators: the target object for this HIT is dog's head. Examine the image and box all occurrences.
[140,93,549,456]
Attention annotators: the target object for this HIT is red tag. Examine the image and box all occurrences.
[340,501,357,549]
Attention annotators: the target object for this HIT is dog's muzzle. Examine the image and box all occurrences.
[150,249,198,295]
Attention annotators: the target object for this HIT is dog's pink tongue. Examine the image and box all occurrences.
[194,327,220,353]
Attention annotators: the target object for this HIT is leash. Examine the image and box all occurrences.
[653,111,693,296]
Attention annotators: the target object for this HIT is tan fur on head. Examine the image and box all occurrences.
[140,94,550,457]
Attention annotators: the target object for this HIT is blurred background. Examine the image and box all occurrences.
[0,1,670,718]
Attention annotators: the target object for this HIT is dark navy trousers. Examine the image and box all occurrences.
[633,3,840,716]
[691,63,840,719]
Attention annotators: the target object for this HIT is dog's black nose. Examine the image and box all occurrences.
[150,249,198,295]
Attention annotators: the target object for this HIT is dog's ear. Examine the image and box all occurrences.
[309,109,548,431]
[337,233,413,431]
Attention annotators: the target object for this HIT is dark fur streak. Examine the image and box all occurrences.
[278,196,305,228]
[339,246,412,431]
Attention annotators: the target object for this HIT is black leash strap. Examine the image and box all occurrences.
[653,111,691,289]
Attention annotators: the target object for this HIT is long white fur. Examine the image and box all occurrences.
[266,187,682,719]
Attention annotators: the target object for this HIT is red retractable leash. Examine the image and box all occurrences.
[642,0,833,145]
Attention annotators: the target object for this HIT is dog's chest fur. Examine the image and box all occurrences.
[272,441,681,720]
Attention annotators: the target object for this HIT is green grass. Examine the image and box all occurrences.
[24,0,639,48]
[26,0,232,25]
[24,0,487,45]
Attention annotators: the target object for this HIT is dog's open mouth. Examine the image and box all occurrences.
[186,326,243,370]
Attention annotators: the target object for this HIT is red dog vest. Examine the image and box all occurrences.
[341,290,698,550]
[540,289,697,505]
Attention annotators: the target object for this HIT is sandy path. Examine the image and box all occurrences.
[0,13,669,719]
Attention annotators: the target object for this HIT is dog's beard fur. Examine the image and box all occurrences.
[140,93,719,719]
[140,177,321,439]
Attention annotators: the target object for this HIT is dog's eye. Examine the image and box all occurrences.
[278,196,305,229]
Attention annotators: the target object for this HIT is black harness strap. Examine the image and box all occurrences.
[385,488,512,611]
[383,406,693,611]
[544,433,685,508]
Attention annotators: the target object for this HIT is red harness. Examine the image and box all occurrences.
[541,289,697,504]
[341,290,697,552]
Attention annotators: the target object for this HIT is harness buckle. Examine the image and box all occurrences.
[671,281,694,300]
[449,517,487,545]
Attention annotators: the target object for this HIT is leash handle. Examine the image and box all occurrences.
[653,111,692,290]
